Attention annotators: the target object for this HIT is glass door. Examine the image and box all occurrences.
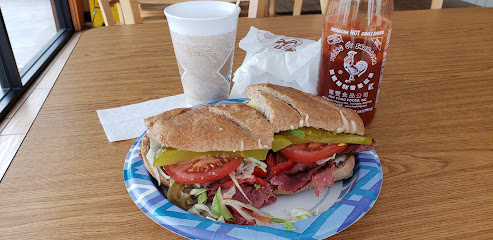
[1,0,59,75]
[0,0,73,119]
[0,69,8,100]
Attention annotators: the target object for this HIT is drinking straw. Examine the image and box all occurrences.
[233,0,240,13]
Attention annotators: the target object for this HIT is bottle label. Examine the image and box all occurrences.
[319,27,389,114]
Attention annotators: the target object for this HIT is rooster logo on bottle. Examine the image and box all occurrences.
[344,51,368,83]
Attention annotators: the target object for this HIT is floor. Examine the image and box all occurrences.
[0,1,487,181]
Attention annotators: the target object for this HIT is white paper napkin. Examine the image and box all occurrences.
[230,27,321,98]
[97,94,187,142]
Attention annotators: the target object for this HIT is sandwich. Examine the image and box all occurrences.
[140,103,279,225]
[245,83,374,197]
[140,84,374,226]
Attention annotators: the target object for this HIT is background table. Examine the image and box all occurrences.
[0,7,492,239]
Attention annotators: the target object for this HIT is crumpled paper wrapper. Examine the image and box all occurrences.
[230,27,321,98]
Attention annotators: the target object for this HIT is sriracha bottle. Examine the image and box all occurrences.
[317,0,393,125]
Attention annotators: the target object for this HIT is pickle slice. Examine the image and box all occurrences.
[153,148,269,167]
[272,135,293,152]
[314,134,373,145]
[276,127,373,147]
[153,127,372,166]
[167,182,194,210]
[242,149,270,160]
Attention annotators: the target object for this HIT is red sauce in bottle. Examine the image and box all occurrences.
[317,2,392,125]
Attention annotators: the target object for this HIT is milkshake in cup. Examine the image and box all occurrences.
[164,1,240,106]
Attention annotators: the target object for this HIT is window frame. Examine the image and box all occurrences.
[0,0,74,120]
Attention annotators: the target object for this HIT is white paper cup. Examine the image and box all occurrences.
[164,1,240,106]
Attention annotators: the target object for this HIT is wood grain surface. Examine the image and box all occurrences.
[1,8,492,239]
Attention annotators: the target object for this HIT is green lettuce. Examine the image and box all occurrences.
[211,188,234,222]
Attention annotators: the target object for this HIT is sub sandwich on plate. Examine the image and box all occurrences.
[140,83,374,227]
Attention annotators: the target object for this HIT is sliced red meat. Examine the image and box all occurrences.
[205,188,220,202]
[284,162,317,175]
[203,178,228,201]
[311,164,335,197]
[276,153,289,164]
[232,184,276,208]
[202,177,228,191]
[205,183,276,208]
[270,166,321,194]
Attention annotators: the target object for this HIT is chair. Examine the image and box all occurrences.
[318,0,445,15]
[267,0,309,16]
[293,0,304,15]
[99,0,266,26]
[431,0,443,9]
[320,0,327,14]
[97,0,126,26]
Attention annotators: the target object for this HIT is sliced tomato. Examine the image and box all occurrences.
[222,178,234,188]
[244,178,256,185]
[255,177,268,186]
[247,210,272,224]
[279,143,348,163]
[266,154,276,169]
[163,157,243,184]
[253,167,267,177]
[266,153,295,175]
[271,159,295,175]
[222,176,268,188]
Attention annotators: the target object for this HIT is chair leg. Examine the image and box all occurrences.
[249,0,266,18]
[269,0,276,16]
[320,0,328,15]
[119,0,142,24]
[430,0,443,9]
[98,0,115,26]
[116,2,125,25]
[293,0,303,16]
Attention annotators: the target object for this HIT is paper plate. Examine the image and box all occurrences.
[124,98,383,239]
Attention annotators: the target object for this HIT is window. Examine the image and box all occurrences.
[0,67,9,100]
[0,0,73,119]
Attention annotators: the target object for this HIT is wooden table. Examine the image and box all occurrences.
[1,8,492,239]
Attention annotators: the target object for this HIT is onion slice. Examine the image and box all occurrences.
[222,198,272,225]
[228,173,252,204]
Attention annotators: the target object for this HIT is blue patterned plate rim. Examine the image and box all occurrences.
[124,98,383,240]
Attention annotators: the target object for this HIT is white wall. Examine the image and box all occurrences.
[461,0,493,7]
